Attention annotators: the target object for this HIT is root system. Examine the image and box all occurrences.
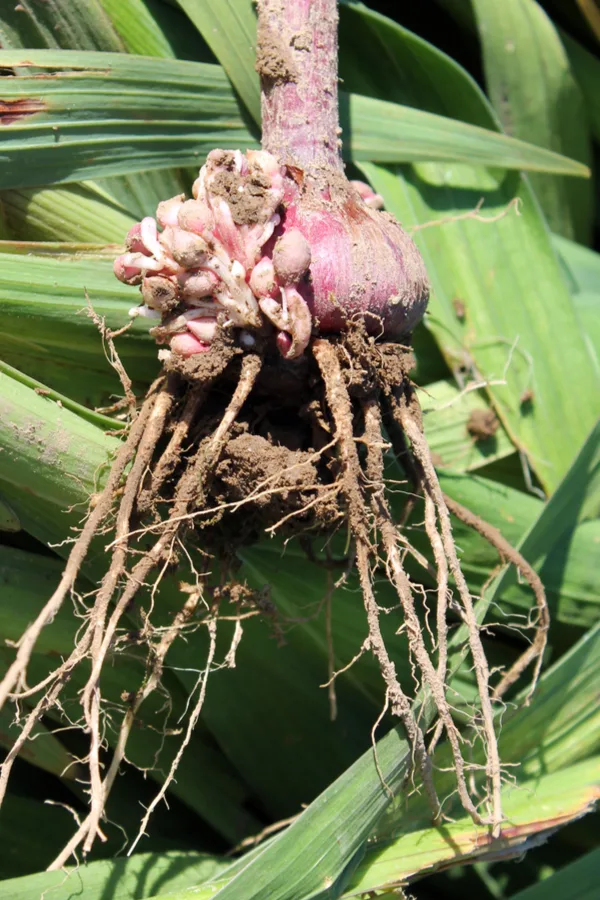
[0,327,549,861]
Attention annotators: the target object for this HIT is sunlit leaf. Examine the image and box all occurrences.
[510,848,600,900]
[0,0,123,52]
[472,0,592,241]
[0,51,588,191]
[342,4,599,491]
[175,0,261,123]
[344,759,600,896]
[0,851,228,900]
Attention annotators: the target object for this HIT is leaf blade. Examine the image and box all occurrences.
[175,0,261,123]
[472,0,592,241]
[0,51,588,190]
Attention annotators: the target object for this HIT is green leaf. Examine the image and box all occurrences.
[471,0,592,242]
[1,370,598,896]
[0,367,120,510]
[345,93,588,173]
[0,241,117,257]
[109,0,220,63]
[359,161,598,495]
[344,759,600,897]
[98,0,192,58]
[339,0,489,124]
[563,32,600,145]
[149,622,600,900]
[0,0,214,64]
[1,183,137,244]
[341,7,599,491]
[0,370,405,844]
[510,848,600,900]
[0,358,123,430]
[420,379,515,472]
[0,51,588,190]
[0,540,264,844]
[489,419,600,611]
[0,794,88,878]
[553,233,600,295]
[573,292,600,368]
[0,376,404,899]
[3,170,194,243]
[0,851,228,900]
[175,0,261,124]
[0,249,158,404]
[344,621,600,895]
[0,51,258,188]
[0,705,77,782]
[0,0,202,246]
[0,0,124,52]
[0,497,20,532]
[194,560,381,819]
[550,235,600,370]
[435,467,600,632]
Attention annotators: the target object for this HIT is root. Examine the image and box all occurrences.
[389,388,503,835]
[362,398,489,827]
[48,590,209,871]
[2,351,262,865]
[441,494,549,703]
[1,318,549,859]
[313,339,441,820]
[83,377,177,691]
[75,353,261,857]
[0,375,165,712]
[81,376,178,854]
[139,385,204,509]
[126,616,218,856]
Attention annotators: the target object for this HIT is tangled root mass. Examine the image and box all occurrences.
[0,322,549,863]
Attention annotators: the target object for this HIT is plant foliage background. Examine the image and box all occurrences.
[0,1,598,898]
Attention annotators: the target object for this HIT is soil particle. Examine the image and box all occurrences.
[142,276,180,314]
[466,408,500,441]
[290,30,312,52]
[144,331,415,546]
[452,297,466,320]
[255,12,297,85]
[164,332,241,383]
[213,432,340,534]
[520,388,535,407]
[335,324,415,400]
[210,153,275,226]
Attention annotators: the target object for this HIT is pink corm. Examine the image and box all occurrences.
[114,148,428,360]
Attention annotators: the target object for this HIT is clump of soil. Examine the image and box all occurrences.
[467,408,500,441]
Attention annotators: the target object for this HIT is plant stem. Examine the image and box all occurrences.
[256,0,342,173]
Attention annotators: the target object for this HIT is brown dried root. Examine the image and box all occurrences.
[47,593,214,871]
[382,390,549,705]
[83,376,178,850]
[362,397,494,828]
[390,388,503,834]
[312,338,441,821]
[76,353,262,857]
[441,494,549,703]
[0,375,166,712]
[0,353,262,864]
[0,326,548,858]
[313,334,546,837]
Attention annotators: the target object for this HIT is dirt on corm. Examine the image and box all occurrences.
[148,324,415,548]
